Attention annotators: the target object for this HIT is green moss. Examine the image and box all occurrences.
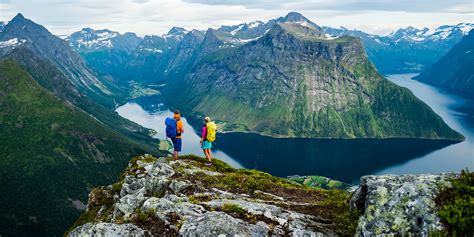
[188,194,212,204]
[435,170,474,235]
[134,208,156,223]
[111,181,123,193]
[221,204,246,215]
[319,190,361,236]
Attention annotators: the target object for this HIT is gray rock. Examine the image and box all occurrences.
[204,198,333,236]
[68,223,145,237]
[169,180,191,194]
[351,174,452,236]
[182,167,222,176]
[178,211,268,236]
[115,188,147,219]
[141,194,206,223]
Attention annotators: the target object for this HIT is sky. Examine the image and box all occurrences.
[0,0,473,37]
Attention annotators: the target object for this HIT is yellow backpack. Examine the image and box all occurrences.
[206,122,217,142]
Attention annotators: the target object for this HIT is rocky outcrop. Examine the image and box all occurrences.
[68,155,356,236]
[68,155,454,236]
[351,174,453,236]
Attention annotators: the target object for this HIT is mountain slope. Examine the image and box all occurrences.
[165,22,462,140]
[414,30,474,97]
[0,14,157,146]
[5,47,157,145]
[0,14,125,107]
[0,60,163,236]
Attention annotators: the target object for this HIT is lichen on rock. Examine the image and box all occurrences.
[350,174,453,236]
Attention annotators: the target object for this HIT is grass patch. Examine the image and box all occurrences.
[177,154,235,173]
[188,194,213,204]
[435,170,474,236]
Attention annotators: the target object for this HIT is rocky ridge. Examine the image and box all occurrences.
[68,155,453,236]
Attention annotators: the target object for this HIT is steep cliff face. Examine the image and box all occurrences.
[166,22,462,139]
[414,30,474,97]
[68,155,460,236]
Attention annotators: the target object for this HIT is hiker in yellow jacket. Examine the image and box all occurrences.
[200,117,216,166]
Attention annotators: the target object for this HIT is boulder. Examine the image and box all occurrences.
[351,174,452,236]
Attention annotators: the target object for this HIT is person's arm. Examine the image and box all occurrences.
[200,126,207,143]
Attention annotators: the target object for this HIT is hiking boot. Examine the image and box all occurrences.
[205,162,212,167]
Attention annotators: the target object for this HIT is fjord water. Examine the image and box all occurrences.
[116,74,473,183]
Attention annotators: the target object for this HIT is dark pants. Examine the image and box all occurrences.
[171,138,182,152]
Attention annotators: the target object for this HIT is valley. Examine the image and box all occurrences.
[0,10,472,236]
[115,74,474,183]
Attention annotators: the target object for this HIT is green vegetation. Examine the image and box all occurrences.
[435,170,474,235]
[289,176,352,190]
[129,84,160,99]
[0,60,163,236]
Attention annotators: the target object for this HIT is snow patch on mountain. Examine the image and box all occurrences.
[0,38,26,48]
[230,24,244,35]
[295,20,310,28]
[248,21,263,29]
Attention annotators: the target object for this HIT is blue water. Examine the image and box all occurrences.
[116,74,473,183]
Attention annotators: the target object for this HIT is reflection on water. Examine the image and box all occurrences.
[215,134,456,183]
[116,74,473,183]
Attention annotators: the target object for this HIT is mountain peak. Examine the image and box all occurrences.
[168,27,187,35]
[285,12,305,21]
[12,13,25,21]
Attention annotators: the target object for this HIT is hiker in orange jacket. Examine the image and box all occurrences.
[172,111,184,160]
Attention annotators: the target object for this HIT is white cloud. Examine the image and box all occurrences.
[0,0,472,36]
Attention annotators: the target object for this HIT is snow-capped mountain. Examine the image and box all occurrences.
[323,23,473,73]
[217,12,324,42]
[66,28,141,52]
[0,22,5,32]
[136,27,188,54]
[388,23,473,42]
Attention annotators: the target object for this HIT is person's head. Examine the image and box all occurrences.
[204,116,211,123]
[173,110,181,121]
